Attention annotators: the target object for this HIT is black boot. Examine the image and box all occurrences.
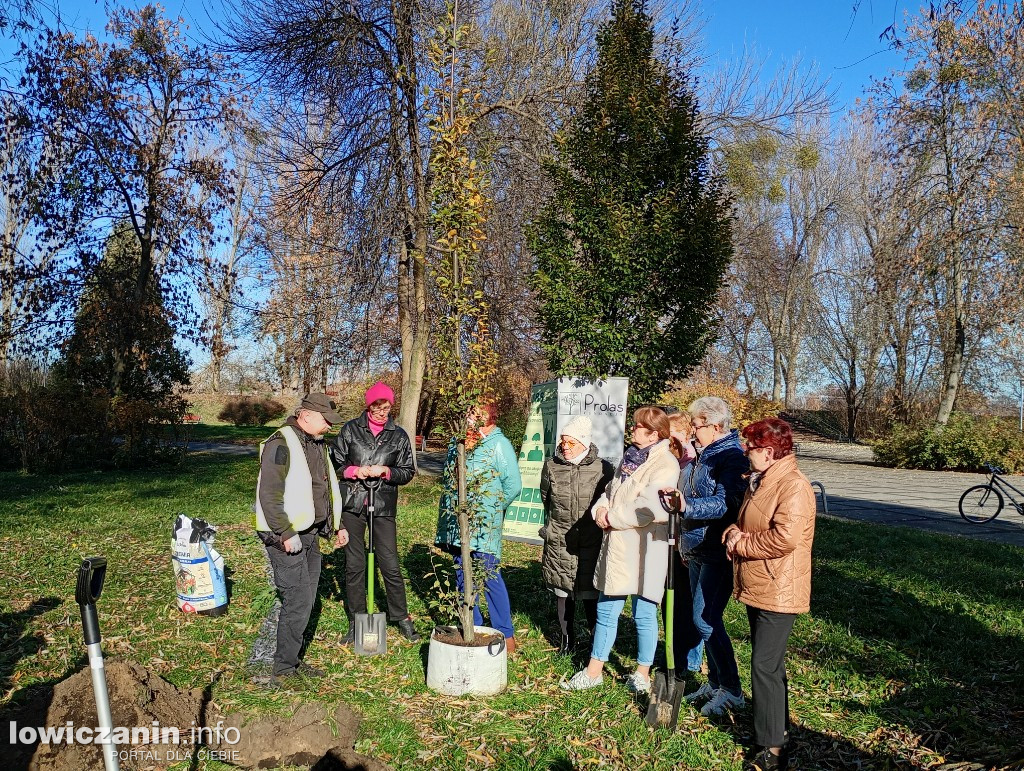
[744,747,787,771]
[397,617,420,642]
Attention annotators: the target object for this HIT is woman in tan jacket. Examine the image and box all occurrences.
[723,418,815,771]
[561,407,681,693]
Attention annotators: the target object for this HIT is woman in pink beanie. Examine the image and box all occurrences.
[330,381,419,642]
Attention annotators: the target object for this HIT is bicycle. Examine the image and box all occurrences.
[958,464,1024,524]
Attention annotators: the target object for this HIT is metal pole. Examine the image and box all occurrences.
[1019,377,1022,432]
[77,558,119,771]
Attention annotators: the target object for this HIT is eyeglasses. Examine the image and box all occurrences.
[692,422,714,431]
[369,404,392,414]
[744,441,768,451]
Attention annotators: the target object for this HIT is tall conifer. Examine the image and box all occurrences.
[530,0,732,404]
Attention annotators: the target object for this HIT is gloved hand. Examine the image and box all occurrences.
[283,534,302,553]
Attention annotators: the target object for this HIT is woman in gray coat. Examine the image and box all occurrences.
[540,416,613,654]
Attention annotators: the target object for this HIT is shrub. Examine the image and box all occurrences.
[872,413,1024,472]
[660,379,781,430]
[217,396,287,426]
[0,372,187,472]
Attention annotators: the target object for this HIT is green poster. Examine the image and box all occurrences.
[502,381,556,543]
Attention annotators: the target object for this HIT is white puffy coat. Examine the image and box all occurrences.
[592,439,680,603]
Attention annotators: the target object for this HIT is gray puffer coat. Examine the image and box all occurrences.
[539,444,613,594]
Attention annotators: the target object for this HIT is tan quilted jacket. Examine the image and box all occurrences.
[731,453,816,614]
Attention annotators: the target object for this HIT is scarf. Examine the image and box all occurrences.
[619,443,652,480]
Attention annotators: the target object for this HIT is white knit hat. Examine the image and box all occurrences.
[561,416,592,448]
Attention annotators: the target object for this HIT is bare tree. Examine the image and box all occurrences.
[197,125,265,393]
[727,118,844,406]
[808,122,888,438]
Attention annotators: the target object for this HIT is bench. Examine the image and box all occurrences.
[182,413,201,424]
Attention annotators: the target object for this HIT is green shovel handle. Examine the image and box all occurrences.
[367,551,375,609]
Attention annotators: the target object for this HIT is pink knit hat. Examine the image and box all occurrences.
[365,381,395,406]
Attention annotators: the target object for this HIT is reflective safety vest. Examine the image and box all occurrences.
[254,425,343,532]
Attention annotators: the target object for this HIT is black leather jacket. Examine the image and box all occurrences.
[329,412,415,517]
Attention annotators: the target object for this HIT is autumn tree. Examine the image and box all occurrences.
[426,5,500,644]
[530,0,732,406]
[724,118,844,407]
[875,4,1014,426]
[23,4,240,396]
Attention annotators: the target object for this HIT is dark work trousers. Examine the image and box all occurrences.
[747,604,797,748]
[265,529,322,675]
[342,510,409,622]
[556,595,598,640]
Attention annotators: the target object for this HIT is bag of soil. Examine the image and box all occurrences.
[171,513,228,616]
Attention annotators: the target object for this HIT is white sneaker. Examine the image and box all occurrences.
[684,681,715,704]
[560,669,603,691]
[700,687,745,716]
[625,671,651,695]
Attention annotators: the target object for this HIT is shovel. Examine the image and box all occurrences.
[354,477,387,656]
[646,489,684,729]
[76,556,120,771]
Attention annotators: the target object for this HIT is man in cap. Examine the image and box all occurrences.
[254,393,346,685]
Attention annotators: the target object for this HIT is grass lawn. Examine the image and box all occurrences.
[2,454,1024,770]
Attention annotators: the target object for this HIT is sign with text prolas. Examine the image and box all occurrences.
[503,377,628,544]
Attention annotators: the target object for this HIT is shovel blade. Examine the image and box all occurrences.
[354,612,387,656]
[645,672,682,729]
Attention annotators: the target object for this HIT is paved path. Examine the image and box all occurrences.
[185,440,257,456]
[797,440,1024,548]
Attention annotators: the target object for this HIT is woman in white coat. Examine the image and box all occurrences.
[561,406,682,693]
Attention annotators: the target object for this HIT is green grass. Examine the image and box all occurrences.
[2,456,1024,770]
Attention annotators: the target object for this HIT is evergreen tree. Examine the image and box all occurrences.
[56,224,190,402]
[529,0,732,405]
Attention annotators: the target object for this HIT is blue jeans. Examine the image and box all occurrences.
[674,556,741,695]
[453,551,514,640]
[590,594,659,667]
[687,639,705,672]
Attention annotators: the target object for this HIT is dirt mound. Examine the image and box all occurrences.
[29,661,205,770]
[207,703,388,771]
[20,661,387,771]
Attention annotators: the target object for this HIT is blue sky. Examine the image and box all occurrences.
[697,0,916,112]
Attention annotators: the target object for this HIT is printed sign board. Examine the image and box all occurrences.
[502,377,628,544]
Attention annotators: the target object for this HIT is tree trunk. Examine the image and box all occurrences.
[846,358,858,440]
[771,346,783,403]
[935,316,965,426]
[394,0,429,459]
[456,438,475,644]
[211,352,222,393]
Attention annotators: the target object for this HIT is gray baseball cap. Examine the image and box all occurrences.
[300,393,343,424]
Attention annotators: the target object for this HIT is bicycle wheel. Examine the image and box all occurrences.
[959,485,1003,524]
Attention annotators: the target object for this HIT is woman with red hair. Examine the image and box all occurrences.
[723,418,816,771]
